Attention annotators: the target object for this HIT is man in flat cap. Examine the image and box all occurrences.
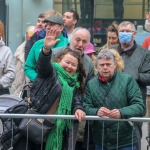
[24,14,69,81]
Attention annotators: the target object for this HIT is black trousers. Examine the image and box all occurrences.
[113,0,124,19]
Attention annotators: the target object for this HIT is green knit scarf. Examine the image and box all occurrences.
[45,62,80,150]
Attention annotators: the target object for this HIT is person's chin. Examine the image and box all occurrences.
[75,49,82,55]
[121,42,132,46]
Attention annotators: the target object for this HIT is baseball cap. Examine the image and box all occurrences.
[84,43,95,55]
[44,15,64,25]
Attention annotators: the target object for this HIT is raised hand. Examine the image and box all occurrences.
[44,27,61,51]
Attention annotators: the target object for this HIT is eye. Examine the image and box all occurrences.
[75,38,80,42]
[65,61,70,64]
[82,40,87,44]
[99,64,104,67]
[72,64,77,67]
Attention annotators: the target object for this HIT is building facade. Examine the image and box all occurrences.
[0,0,148,52]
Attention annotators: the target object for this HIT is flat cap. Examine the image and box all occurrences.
[44,15,64,25]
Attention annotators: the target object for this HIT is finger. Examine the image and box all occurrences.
[76,114,82,122]
[54,39,60,44]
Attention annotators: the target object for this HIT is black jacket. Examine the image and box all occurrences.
[25,30,46,61]
[30,49,84,114]
[0,101,28,150]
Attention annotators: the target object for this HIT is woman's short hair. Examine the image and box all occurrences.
[97,48,124,71]
[97,49,115,62]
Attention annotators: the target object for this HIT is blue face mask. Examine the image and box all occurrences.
[119,32,133,43]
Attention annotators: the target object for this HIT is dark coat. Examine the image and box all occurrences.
[25,30,46,61]
[111,42,150,103]
[0,101,28,150]
[1,50,84,150]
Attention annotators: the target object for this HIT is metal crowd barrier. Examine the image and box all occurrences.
[0,114,150,150]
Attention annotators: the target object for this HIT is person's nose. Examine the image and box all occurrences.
[78,40,84,47]
[68,64,73,69]
[103,64,108,69]
[109,39,114,44]
[38,22,42,26]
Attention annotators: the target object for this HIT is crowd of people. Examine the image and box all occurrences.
[1,7,150,150]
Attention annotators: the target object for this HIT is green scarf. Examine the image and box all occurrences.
[45,62,80,150]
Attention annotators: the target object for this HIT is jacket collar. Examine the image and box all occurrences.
[118,41,137,56]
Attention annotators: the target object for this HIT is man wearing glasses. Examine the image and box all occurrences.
[110,21,150,150]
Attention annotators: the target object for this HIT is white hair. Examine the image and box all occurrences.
[70,27,91,43]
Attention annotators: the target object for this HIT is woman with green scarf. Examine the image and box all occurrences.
[42,47,86,150]
[16,47,86,150]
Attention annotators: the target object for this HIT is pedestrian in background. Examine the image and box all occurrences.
[0,20,15,95]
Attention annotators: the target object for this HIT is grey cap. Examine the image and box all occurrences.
[44,15,64,25]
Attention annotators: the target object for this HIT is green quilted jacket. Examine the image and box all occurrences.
[83,71,145,149]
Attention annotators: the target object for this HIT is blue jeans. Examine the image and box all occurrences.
[95,145,136,150]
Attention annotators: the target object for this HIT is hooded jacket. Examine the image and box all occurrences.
[0,37,15,91]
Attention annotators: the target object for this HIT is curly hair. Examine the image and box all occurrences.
[0,20,5,42]
[108,49,124,71]
[54,47,86,93]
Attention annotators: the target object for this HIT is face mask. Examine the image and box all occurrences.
[119,32,133,43]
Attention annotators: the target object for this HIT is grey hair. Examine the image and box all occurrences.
[70,27,91,43]
[119,21,136,32]
[97,49,115,62]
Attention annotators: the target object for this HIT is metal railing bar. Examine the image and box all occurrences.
[0,114,150,122]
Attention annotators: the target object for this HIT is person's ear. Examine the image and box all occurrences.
[57,58,61,63]
[133,31,137,39]
[59,25,64,32]
[73,19,77,25]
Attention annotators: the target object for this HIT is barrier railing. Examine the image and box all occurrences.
[0,114,150,150]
